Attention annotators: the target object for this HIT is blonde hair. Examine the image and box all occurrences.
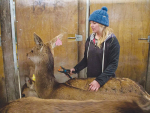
[97,25,113,48]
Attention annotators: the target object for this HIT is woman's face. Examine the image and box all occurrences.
[90,21,104,34]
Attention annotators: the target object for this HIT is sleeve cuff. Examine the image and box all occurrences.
[74,67,79,73]
[95,76,110,86]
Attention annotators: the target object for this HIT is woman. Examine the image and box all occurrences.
[70,6,120,92]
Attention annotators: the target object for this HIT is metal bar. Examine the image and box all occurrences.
[138,38,148,40]
[86,0,90,39]
[84,0,90,78]
[68,34,82,41]
[68,37,76,39]
[146,34,150,93]
[10,0,21,98]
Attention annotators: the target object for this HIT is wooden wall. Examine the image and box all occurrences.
[90,0,150,88]
[15,0,79,88]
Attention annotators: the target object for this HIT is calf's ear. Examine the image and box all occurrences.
[49,33,63,49]
[34,33,43,46]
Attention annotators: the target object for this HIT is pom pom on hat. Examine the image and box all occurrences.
[101,6,108,12]
[89,6,109,26]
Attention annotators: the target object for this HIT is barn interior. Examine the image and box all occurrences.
[0,0,150,108]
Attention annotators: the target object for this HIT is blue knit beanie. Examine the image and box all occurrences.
[89,6,109,26]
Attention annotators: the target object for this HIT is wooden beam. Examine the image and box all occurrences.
[146,35,150,94]
[78,0,87,78]
[0,1,7,108]
[1,0,19,102]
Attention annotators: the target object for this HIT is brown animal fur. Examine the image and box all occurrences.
[21,77,38,98]
[26,34,150,103]
[0,97,149,113]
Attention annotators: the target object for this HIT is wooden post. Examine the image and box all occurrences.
[1,0,19,102]
[78,0,88,78]
[146,34,150,94]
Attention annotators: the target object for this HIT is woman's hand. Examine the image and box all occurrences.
[89,80,100,92]
[70,68,75,75]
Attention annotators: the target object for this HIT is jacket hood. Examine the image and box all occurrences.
[90,33,115,42]
[105,33,115,42]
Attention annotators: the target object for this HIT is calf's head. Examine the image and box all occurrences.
[27,33,54,67]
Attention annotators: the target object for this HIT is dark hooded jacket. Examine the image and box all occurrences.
[74,33,120,86]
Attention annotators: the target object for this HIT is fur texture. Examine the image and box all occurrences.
[0,97,147,113]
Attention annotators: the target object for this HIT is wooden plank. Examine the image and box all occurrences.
[0,0,5,106]
[146,36,150,94]
[90,0,150,88]
[0,75,6,107]
[1,0,19,102]
[0,20,7,107]
[0,22,6,106]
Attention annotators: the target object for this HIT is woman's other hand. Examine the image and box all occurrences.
[89,80,100,92]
